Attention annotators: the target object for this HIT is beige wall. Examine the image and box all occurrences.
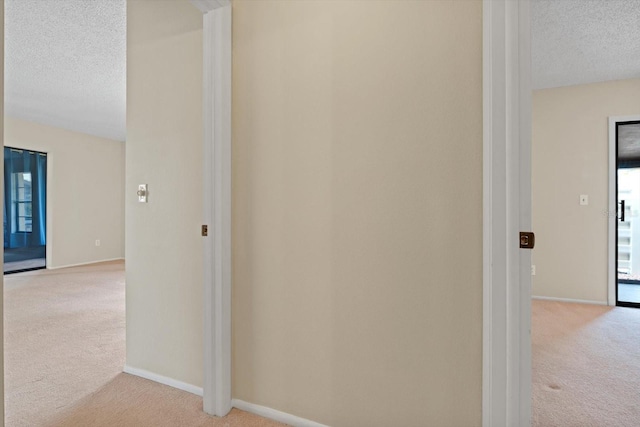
[232,1,483,426]
[4,117,124,268]
[126,0,204,387]
[533,78,640,302]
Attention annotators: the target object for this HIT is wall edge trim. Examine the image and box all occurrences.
[532,295,607,306]
[48,257,124,270]
[123,365,203,397]
[231,399,329,427]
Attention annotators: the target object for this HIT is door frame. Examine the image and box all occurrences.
[483,0,532,426]
[191,0,233,417]
[192,0,533,423]
[3,146,49,273]
[608,115,640,306]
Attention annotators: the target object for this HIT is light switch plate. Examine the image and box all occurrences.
[580,194,588,205]
[138,184,148,203]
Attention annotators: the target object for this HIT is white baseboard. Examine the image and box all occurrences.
[532,295,608,306]
[122,368,326,425]
[121,370,326,425]
[123,365,203,397]
[232,399,329,427]
[48,257,125,270]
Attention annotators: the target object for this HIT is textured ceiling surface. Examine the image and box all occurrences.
[4,0,639,139]
[533,0,640,90]
[5,0,126,142]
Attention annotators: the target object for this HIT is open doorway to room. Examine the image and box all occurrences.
[531,1,640,426]
[3,146,47,274]
[3,0,127,425]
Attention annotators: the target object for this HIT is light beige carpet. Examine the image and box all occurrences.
[533,299,640,427]
[4,261,284,427]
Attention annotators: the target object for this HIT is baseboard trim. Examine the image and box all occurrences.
[48,258,125,270]
[532,295,608,306]
[123,365,203,397]
[231,399,328,427]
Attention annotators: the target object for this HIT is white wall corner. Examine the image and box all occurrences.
[483,0,532,426]
[190,0,230,14]
[201,1,233,419]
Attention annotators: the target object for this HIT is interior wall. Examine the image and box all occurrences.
[232,1,483,426]
[126,0,204,388]
[533,78,640,302]
[4,117,124,268]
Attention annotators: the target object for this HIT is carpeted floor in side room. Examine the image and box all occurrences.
[4,261,285,427]
[533,299,640,427]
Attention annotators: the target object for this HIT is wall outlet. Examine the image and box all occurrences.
[580,194,589,205]
[95,239,101,247]
[531,265,536,276]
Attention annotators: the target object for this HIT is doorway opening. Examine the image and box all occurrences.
[616,121,640,306]
[3,146,47,274]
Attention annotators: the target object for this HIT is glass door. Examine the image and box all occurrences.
[617,121,640,306]
[3,147,47,274]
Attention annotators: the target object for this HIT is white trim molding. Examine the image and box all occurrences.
[483,0,532,426]
[232,400,329,427]
[193,0,233,417]
[47,258,125,270]
[123,365,204,397]
[532,296,607,306]
[191,0,230,14]
[608,115,640,306]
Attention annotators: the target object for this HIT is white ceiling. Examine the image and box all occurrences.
[2,0,639,140]
[5,0,126,142]
[532,0,640,90]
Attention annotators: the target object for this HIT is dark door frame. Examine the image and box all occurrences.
[614,120,640,307]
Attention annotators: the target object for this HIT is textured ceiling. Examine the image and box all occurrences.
[5,0,126,142]
[532,0,640,90]
[4,0,639,139]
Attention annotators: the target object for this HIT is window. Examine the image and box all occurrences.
[11,172,32,233]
